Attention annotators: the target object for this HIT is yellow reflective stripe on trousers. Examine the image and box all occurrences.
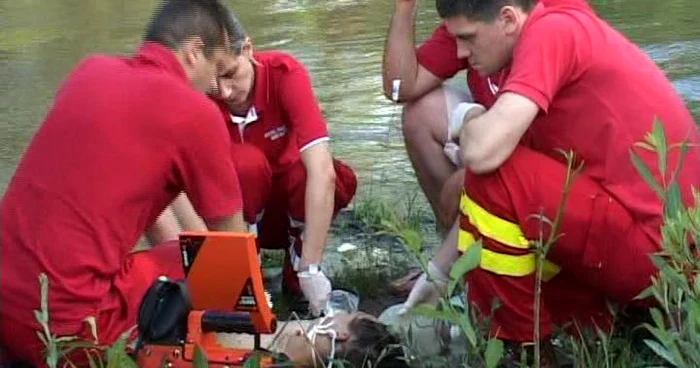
[458,229,560,280]
[459,192,529,249]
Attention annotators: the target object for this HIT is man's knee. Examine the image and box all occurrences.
[402,85,472,145]
[401,88,450,145]
[333,159,358,213]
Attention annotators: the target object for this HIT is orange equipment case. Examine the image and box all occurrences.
[134,231,283,367]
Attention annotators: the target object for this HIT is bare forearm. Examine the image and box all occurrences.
[145,206,181,245]
[205,211,247,233]
[382,1,420,101]
[171,192,208,231]
[431,220,461,272]
[300,171,335,266]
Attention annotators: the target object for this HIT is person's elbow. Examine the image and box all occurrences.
[381,78,416,103]
[204,211,247,233]
[460,144,505,175]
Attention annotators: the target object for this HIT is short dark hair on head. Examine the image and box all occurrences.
[336,318,410,368]
[144,0,233,56]
[227,12,248,55]
[436,0,536,21]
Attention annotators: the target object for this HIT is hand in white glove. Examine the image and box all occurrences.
[447,102,486,143]
[443,142,462,167]
[398,261,449,316]
[298,267,332,317]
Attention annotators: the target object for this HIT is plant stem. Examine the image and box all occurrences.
[533,150,582,367]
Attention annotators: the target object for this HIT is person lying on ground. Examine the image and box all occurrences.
[218,311,409,368]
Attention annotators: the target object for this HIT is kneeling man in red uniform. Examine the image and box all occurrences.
[0,1,246,366]
[157,15,358,317]
[400,0,700,364]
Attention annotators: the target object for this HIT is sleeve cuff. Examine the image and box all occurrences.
[502,81,551,114]
[299,136,330,153]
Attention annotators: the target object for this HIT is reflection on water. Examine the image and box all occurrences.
[0,0,699,208]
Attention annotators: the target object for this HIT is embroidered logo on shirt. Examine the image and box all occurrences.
[264,126,287,141]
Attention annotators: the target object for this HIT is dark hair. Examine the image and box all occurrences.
[436,0,536,21]
[228,12,248,55]
[144,0,233,57]
[335,318,410,368]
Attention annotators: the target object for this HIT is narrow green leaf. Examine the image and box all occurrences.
[652,118,668,180]
[670,140,690,187]
[630,149,664,199]
[644,339,677,366]
[649,308,667,330]
[458,313,478,348]
[634,285,655,300]
[193,344,209,368]
[399,228,422,253]
[243,352,260,368]
[485,338,504,368]
[450,241,482,280]
[664,182,683,220]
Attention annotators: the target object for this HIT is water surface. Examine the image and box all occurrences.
[1,0,698,205]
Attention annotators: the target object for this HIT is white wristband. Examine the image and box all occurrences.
[448,102,486,142]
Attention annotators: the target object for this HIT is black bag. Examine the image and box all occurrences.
[133,276,191,353]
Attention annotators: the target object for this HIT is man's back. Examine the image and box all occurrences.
[0,43,234,330]
[504,1,700,236]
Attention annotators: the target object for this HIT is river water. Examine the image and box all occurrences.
[1,0,699,207]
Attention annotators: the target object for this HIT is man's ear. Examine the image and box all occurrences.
[241,36,254,58]
[499,6,520,35]
[181,36,206,66]
[336,330,351,341]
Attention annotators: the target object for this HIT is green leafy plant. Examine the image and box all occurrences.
[629,119,700,367]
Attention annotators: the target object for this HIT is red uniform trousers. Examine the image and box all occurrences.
[0,242,184,367]
[458,146,659,341]
[231,143,357,294]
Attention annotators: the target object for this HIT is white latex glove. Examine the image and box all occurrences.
[443,142,462,167]
[298,268,332,317]
[398,261,449,316]
[447,102,486,142]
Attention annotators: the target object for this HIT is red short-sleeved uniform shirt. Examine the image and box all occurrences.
[216,50,330,173]
[0,42,242,332]
[501,2,700,240]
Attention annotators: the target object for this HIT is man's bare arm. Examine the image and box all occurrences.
[298,142,336,268]
[382,0,443,102]
[171,193,207,231]
[204,211,247,233]
[145,207,181,245]
[459,92,540,173]
[167,192,247,233]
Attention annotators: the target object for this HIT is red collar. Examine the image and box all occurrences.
[134,42,188,83]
